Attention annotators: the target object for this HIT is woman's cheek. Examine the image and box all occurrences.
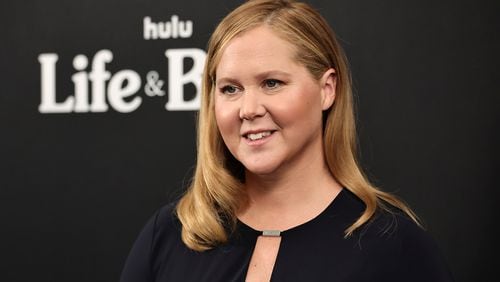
[215,102,239,142]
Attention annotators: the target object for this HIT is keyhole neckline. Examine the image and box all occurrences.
[235,188,346,242]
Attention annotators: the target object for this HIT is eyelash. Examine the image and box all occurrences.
[263,79,283,89]
[218,79,284,95]
[220,85,240,95]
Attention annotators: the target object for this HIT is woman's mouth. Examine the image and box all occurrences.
[242,130,276,143]
[246,131,273,141]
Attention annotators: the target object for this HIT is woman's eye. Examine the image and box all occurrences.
[221,85,238,95]
[263,79,282,89]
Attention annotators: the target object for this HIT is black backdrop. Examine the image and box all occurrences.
[1,0,498,281]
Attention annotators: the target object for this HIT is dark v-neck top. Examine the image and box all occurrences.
[120,189,454,282]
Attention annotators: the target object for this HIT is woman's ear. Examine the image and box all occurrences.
[320,68,336,110]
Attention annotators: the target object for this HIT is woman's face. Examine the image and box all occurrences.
[214,26,335,177]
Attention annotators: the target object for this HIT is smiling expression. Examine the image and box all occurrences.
[214,26,335,177]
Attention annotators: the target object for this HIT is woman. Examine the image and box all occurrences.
[121,0,454,281]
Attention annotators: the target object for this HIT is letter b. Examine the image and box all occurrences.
[165,48,206,111]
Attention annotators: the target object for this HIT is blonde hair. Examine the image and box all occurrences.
[177,0,419,251]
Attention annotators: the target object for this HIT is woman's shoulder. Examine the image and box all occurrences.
[152,202,181,233]
[120,201,183,282]
[365,208,425,240]
[352,202,455,281]
[145,201,185,252]
[349,199,435,253]
[338,189,433,245]
[131,201,180,242]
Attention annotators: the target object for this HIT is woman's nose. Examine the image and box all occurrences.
[239,90,266,120]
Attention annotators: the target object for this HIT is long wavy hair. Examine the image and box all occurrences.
[176,0,419,251]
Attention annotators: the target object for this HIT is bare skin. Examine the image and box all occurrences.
[245,236,282,282]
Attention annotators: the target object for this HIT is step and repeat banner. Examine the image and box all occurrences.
[1,0,497,281]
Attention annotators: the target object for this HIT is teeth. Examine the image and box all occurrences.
[247,131,272,141]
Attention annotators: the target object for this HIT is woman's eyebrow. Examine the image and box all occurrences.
[216,70,292,85]
[215,77,239,85]
[255,70,292,80]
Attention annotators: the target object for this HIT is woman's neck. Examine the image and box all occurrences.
[237,155,342,231]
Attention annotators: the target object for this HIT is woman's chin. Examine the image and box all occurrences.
[243,161,282,178]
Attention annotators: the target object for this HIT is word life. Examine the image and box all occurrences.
[38,48,206,113]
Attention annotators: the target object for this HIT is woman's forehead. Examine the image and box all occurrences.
[215,26,300,79]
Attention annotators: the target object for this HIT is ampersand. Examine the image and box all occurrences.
[144,71,165,96]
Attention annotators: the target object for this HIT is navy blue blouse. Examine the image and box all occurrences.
[120,189,454,281]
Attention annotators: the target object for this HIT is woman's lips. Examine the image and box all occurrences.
[247,131,273,141]
[242,130,276,145]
